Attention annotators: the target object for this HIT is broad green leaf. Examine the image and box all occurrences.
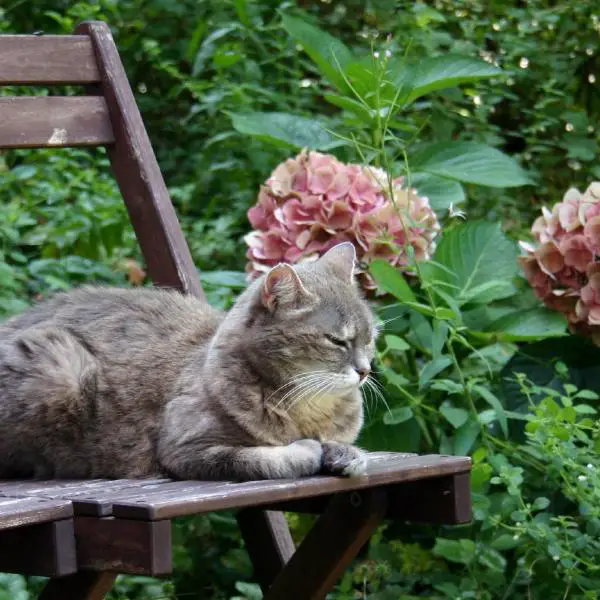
[385,334,410,352]
[405,55,502,103]
[383,406,414,425]
[433,538,476,564]
[280,14,353,92]
[489,309,567,341]
[410,172,465,212]
[411,142,532,188]
[440,402,470,429]
[432,221,519,305]
[229,112,340,150]
[460,280,517,305]
[532,497,551,511]
[370,260,417,303]
[419,356,453,389]
[477,547,507,573]
[473,384,508,437]
[491,534,521,551]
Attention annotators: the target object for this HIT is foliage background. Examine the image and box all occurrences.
[1,0,599,599]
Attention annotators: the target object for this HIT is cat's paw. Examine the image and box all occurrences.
[285,439,323,477]
[321,442,367,477]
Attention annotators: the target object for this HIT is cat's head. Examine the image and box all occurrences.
[234,243,378,402]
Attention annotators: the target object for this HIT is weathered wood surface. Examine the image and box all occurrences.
[265,489,388,600]
[238,509,296,592]
[39,572,118,600]
[75,516,172,575]
[74,21,205,299]
[0,35,100,84]
[0,454,471,521]
[0,520,77,576]
[0,97,114,148]
[0,496,73,530]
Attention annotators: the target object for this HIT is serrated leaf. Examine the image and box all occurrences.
[404,55,502,103]
[229,111,340,150]
[411,142,532,188]
[489,309,567,341]
[280,14,353,92]
[432,221,519,305]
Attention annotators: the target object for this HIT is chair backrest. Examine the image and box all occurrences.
[0,22,205,300]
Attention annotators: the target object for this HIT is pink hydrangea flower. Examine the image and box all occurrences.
[519,182,600,341]
[244,150,440,290]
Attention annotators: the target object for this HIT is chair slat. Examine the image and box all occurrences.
[0,35,100,84]
[0,96,115,148]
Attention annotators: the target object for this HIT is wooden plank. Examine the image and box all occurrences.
[0,519,77,576]
[75,21,205,298]
[263,472,473,525]
[0,35,100,84]
[0,496,72,530]
[0,96,114,148]
[265,489,387,600]
[110,455,470,520]
[238,509,295,592]
[388,471,472,524]
[74,516,172,575]
[39,572,117,600]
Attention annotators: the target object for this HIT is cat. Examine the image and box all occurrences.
[0,243,378,481]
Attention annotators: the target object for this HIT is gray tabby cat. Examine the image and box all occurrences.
[0,243,377,481]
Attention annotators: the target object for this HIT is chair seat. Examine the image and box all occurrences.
[0,452,470,521]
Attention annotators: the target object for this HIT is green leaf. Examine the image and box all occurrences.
[370,260,417,303]
[432,221,518,305]
[489,309,567,341]
[280,14,353,92]
[491,534,521,551]
[419,356,453,389]
[404,55,502,103]
[454,418,481,455]
[324,94,373,122]
[411,142,532,188]
[383,406,414,425]
[433,538,476,564]
[532,497,551,511]
[228,111,340,150]
[385,334,410,352]
[440,402,470,429]
[477,547,507,573]
[472,384,508,438]
[410,172,465,212]
[460,280,517,305]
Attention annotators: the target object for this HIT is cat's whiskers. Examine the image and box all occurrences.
[268,371,330,407]
[288,378,335,414]
[285,376,333,412]
[364,376,392,418]
[273,373,333,410]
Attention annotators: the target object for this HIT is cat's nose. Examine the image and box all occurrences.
[356,366,370,381]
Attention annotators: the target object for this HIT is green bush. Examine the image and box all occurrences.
[1,1,599,599]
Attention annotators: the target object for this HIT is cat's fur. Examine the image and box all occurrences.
[0,243,377,481]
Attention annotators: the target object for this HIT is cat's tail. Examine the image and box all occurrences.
[0,326,98,436]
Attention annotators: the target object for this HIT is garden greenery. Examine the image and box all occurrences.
[1,1,599,599]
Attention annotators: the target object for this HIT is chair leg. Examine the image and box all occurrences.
[257,489,387,600]
[38,572,117,600]
[237,509,295,592]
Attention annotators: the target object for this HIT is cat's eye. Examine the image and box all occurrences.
[325,334,349,348]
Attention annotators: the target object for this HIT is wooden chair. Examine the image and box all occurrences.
[0,22,472,600]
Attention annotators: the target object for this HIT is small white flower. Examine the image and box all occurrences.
[373,51,380,59]
[384,49,392,58]
[578,475,587,482]
[448,203,467,220]
[553,555,560,561]
[587,463,594,469]
[512,534,520,540]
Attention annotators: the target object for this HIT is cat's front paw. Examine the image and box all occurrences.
[321,442,367,477]
[285,439,323,477]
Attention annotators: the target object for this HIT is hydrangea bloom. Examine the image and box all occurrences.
[244,150,440,290]
[519,182,600,342]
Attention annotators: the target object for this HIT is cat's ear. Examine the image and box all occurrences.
[318,242,356,281]
[262,263,313,312]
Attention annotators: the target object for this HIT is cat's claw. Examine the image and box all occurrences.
[321,441,367,477]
